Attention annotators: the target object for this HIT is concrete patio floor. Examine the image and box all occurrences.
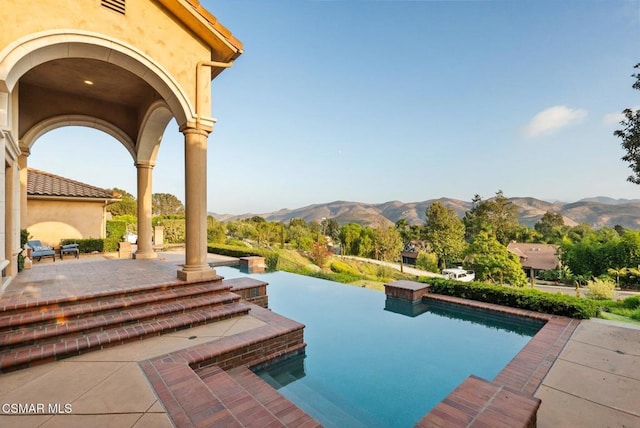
[536,318,640,428]
[0,315,265,427]
[1,252,639,427]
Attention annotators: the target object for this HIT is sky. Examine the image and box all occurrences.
[29,0,640,215]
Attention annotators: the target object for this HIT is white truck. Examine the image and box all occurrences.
[441,267,475,282]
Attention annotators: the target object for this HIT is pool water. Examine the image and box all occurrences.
[216,267,543,428]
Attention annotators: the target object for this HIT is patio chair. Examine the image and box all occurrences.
[60,243,80,260]
[27,240,56,262]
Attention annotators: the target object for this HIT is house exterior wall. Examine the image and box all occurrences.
[1,0,212,114]
[27,199,107,247]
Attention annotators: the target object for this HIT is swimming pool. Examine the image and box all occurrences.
[217,267,543,427]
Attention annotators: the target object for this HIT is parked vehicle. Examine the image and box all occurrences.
[441,267,475,282]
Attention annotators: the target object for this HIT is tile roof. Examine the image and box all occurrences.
[27,168,116,200]
[507,242,561,271]
[184,0,243,51]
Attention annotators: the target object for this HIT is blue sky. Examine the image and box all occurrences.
[29,0,640,214]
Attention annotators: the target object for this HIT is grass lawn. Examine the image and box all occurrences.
[350,280,386,292]
[600,312,640,325]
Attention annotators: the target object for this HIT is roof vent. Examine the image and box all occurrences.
[102,0,125,15]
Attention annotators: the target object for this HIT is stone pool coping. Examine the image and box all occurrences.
[416,294,580,427]
[139,303,319,427]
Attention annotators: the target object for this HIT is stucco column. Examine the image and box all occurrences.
[18,150,28,229]
[177,125,216,281]
[5,162,18,277]
[133,161,157,259]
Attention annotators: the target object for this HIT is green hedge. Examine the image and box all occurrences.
[420,277,599,319]
[61,238,109,253]
[106,220,127,252]
[207,244,280,270]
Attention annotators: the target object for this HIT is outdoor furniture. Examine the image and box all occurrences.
[27,240,56,262]
[60,243,80,260]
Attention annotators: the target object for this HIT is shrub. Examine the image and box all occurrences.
[110,215,137,232]
[226,239,250,247]
[540,269,563,282]
[620,295,640,309]
[415,251,439,272]
[330,260,361,277]
[20,229,31,247]
[310,270,361,284]
[162,219,186,244]
[207,244,280,270]
[586,278,616,300]
[105,220,127,250]
[376,264,394,280]
[307,242,331,268]
[420,277,599,319]
[61,238,107,253]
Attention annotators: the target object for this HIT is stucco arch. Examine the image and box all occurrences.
[136,101,173,165]
[0,29,194,127]
[20,115,136,160]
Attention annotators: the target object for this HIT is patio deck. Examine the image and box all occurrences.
[0,254,638,427]
[0,252,317,427]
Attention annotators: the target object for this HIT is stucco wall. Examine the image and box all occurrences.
[27,199,106,246]
[2,0,212,112]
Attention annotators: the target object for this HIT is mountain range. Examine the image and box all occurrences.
[211,197,640,230]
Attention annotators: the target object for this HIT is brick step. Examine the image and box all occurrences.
[0,275,226,317]
[227,366,322,427]
[0,281,232,330]
[202,366,321,427]
[0,291,242,349]
[0,301,251,372]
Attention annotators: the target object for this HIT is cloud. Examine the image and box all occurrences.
[604,111,624,125]
[604,106,640,125]
[523,105,587,138]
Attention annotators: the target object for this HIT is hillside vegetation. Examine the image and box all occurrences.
[209,244,414,291]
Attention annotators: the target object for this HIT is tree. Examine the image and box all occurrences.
[615,63,640,184]
[109,187,134,199]
[371,225,403,261]
[289,218,306,228]
[423,202,466,270]
[395,218,422,246]
[463,194,484,241]
[559,227,634,278]
[534,211,565,242]
[464,232,528,287]
[339,223,363,255]
[356,227,374,258]
[152,193,184,215]
[288,224,313,250]
[206,216,226,244]
[106,188,137,216]
[321,218,340,241]
[535,211,564,235]
[463,191,519,245]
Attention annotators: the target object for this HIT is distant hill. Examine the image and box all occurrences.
[210,197,640,230]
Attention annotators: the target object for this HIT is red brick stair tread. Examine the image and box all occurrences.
[227,366,322,427]
[0,277,227,315]
[0,291,242,348]
[202,366,309,427]
[0,302,251,371]
[0,282,232,330]
[148,361,244,428]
